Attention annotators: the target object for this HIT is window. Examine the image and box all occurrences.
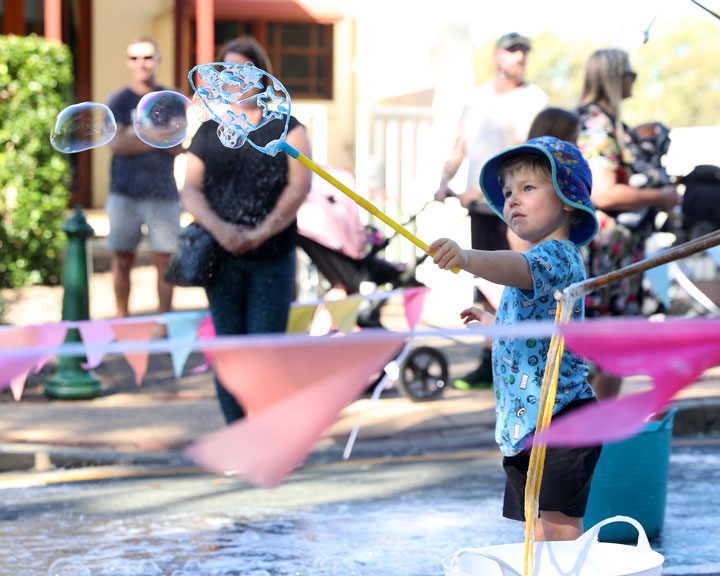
[265,23,332,99]
[191,20,333,100]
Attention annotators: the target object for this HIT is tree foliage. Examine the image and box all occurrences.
[0,34,74,288]
[473,17,720,129]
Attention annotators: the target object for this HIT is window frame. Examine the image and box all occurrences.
[189,19,334,100]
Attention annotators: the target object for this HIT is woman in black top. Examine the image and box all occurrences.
[181,37,312,423]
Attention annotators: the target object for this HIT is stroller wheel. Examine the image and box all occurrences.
[397,346,448,402]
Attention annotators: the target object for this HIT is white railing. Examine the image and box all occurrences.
[292,103,328,165]
[355,104,436,265]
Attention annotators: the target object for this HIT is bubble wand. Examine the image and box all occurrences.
[189,62,460,273]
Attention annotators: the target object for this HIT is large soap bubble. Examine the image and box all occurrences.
[134,90,192,148]
[50,102,117,153]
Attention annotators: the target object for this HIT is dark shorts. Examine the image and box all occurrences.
[502,398,602,521]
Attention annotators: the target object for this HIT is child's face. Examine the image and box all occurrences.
[501,166,574,247]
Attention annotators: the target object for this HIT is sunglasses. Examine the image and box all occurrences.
[128,55,156,62]
[504,44,529,53]
[623,71,638,81]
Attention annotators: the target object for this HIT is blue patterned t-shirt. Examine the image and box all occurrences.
[492,239,595,456]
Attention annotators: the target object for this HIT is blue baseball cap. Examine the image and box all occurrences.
[479,136,598,247]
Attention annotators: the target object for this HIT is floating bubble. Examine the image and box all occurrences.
[47,558,92,576]
[50,102,117,153]
[134,90,192,148]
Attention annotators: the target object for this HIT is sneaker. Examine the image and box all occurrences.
[453,364,493,390]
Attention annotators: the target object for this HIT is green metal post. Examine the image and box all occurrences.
[45,205,103,399]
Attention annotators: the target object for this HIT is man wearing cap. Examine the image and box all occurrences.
[435,31,549,389]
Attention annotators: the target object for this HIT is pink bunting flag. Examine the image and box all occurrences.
[190,315,216,374]
[110,321,157,385]
[402,286,429,330]
[185,330,407,486]
[1,327,43,391]
[539,318,720,447]
[77,320,116,369]
[0,324,68,400]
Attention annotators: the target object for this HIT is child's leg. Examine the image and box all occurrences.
[538,510,583,541]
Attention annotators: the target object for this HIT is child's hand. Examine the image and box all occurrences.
[460,306,495,326]
[428,238,469,270]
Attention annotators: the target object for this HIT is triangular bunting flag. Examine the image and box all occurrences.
[402,286,429,330]
[11,323,69,401]
[186,330,406,485]
[286,304,318,333]
[540,318,720,447]
[163,311,209,378]
[0,326,44,397]
[324,296,363,333]
[190,315,216,374]
[77,320,116,369]
[644,263,670,310]
[110,321,157,385]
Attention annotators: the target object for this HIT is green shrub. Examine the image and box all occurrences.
[0,34,74,288]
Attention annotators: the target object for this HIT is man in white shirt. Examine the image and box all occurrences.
[435,32,549,388]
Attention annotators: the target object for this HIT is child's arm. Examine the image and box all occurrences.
[428,238,533,290]
[460,306,495,326]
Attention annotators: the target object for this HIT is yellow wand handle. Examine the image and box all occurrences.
[281,142,460,274]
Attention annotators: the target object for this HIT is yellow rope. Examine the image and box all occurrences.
[523,296,573,576]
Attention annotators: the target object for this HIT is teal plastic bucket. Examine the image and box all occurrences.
[584,409,676,543]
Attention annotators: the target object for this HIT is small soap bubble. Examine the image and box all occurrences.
[48,558,92,576]
[181,560,203,573]
[138,560,163,575]
[50,102,117,153]
[134,90,191,148]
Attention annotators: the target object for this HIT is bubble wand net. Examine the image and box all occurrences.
[188,62,459,273]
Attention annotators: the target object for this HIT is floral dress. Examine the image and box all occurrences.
[577,104,647,317]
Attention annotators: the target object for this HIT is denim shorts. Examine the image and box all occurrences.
[105,194,181,253]
[502,398,602,521]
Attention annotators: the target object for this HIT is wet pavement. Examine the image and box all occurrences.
[2,443,720,576]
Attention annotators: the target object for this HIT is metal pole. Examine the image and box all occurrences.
[45,206,103,399]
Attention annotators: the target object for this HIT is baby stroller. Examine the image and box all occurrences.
[627,123,720,315]
[296,167,448,402]
[618,122,675,232]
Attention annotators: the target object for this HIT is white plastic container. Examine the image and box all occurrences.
[442,516,664,576]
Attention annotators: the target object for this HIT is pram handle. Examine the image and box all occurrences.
[282,142,460,274]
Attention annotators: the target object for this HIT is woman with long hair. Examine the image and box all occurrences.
[577,48,681,399]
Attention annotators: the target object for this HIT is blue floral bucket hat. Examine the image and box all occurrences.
[479,136,598,247]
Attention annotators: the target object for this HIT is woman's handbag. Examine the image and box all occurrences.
[163,223,219,287]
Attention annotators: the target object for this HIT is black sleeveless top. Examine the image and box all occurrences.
[188,115,302,259]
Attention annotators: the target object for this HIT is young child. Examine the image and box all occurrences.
[527,107,580,144]
[429,136,601,542]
